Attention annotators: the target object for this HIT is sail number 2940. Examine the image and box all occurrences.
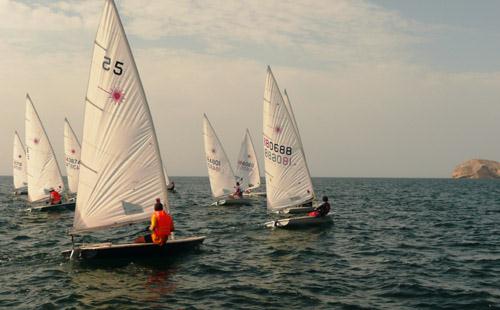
[102,56,124,75]
[264,138,292,166]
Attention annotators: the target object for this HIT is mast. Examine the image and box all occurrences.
[283,89,315,200]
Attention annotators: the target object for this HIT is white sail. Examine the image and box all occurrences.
[203,114,236,198]
[283,90,303,147]
[283,89,315,198]
[163,167,171,187]
[12,131,27,190]
[73,0,168,233]
[64,118,81,194]
[25,94,65,202]
[262,67,314,212]
[235,129,261,191]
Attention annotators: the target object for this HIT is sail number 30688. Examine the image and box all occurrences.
[264,138,292,166]
[102,56,124,75]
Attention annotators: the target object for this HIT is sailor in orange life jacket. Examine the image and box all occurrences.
[49,188,62,205]
[135,198,174,245]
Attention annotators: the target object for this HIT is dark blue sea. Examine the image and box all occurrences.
[0,176,499,309]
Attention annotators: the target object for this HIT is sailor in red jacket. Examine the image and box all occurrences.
[135,198,174,245]
[308,196,331,217]
[49,188,62,205]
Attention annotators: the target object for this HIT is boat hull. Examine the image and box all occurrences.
[28,201,76,212]
[279,206,315,214]
[264,214,333,229]
[13,189,28,196]
[62,236,206,260]
[243,191,266,198]
[211,198,252,206]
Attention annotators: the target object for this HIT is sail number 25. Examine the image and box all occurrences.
[102,56,124,75]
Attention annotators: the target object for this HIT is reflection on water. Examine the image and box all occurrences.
[145,269,177,298]
[66,262,178,306]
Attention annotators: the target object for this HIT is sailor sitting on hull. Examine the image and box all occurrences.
[48,188,62,205]
[308,196,331,217]
[135,198,174,245]
[230,182,243,199]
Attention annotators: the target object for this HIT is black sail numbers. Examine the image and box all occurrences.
[102,56,124,75]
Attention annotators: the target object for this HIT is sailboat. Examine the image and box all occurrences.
[25,94,75,211]
[235,129,265,197]
[165,167,176,193]
[12,131,28,195]
[261,67,332,228]
[203,114,252,206]
[63,0,204,260]
[63,118,81,196]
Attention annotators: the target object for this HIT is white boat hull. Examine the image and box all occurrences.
[264,214,333,229]
[243,191,266,198]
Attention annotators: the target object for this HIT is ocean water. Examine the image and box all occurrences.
[0,176,499,309]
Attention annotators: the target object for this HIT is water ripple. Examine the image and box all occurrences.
[0,177,499,309]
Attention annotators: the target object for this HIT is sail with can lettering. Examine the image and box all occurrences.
[262,67,314,212]
[12,131,27,190]
[73,0,168,233]
[235,129,261,191]
[203,114,236,198]
[64,118,81,194]
[25,94,64,202]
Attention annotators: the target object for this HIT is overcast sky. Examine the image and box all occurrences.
[1,0,500,177]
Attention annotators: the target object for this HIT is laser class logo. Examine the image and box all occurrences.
[110,88,124,105]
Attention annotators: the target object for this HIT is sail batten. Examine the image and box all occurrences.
[25,94,64,202]
[73,0,168,233]
[203,114,236,198]
[262,67,314,212]
[12,131,27,190]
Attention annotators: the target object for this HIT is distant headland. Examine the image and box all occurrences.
[452,159,500,179]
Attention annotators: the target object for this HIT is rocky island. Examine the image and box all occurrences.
[452,159,500,179]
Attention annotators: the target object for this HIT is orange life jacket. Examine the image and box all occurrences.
[50,191,61,205]
[152,211,173,245]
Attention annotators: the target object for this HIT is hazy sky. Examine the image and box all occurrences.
[1,0,500,178]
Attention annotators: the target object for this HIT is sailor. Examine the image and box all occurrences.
[233,182,243,198]
[135,198,174,245]
[308,196,331,217]
[49,188,62,205]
